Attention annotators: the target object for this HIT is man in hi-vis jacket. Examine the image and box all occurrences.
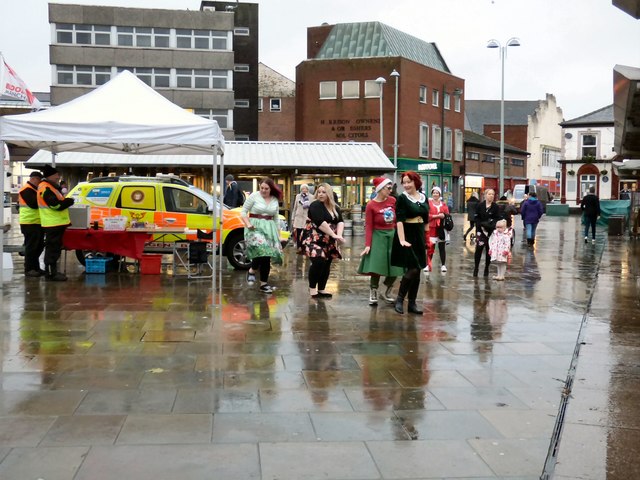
[19,171,45,277]
[37,165,74,281]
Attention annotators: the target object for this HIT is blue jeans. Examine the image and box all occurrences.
[525,222,538,240]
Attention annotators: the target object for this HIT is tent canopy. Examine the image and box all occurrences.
[0,70,224,155]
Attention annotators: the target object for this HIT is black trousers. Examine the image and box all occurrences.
[251,256,271,283]
[43,225,67,267]
[309,257,333,290]
[20,223,45,272]
[474,242,491,273]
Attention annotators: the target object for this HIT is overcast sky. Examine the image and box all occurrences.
[1,0,638,119]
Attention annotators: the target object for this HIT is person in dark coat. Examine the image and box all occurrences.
[520,192,544,247]
[472,189,501,277]
[463,192,479,241]
[580,186,601,244]
[390,171,429,314]
[223,174,242,208]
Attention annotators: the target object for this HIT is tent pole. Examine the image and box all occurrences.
[211,149,218,306]
[0,140,6,285]
[218,152,224,307]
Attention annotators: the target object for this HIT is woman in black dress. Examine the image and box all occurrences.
[390,171,429,314]
[472,188,501,277]
[300,183,345,298]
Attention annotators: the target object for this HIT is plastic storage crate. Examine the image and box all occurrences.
[140,254,162,275]
[85,257,112,274]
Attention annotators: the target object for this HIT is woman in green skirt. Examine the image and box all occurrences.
[358,177,404,306]
[241,177,283,293]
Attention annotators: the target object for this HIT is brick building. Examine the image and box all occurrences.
[296,21,465,207]
[258,63,295,140]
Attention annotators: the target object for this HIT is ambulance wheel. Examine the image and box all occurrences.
[225,232,250,270]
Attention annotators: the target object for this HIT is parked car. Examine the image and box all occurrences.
[67,175,289,270]
[512,184,552,213]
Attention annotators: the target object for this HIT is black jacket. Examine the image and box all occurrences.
[473,201,501,235]
[223,181,240,208]
[580,193,601,217]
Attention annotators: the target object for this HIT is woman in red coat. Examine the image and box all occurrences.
[425,186,449,273]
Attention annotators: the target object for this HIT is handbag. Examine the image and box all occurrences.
[443,213,454,231]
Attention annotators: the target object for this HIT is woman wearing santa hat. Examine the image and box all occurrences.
[357,177,404,306]
[390,171,429,314]
[425,186,450,273]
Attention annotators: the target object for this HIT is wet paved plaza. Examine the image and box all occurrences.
[1,214,639,479]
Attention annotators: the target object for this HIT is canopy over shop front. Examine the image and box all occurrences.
[25,141,394,172]
[0,70,225,299]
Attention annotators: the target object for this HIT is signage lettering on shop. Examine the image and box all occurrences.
[320,118,379,139]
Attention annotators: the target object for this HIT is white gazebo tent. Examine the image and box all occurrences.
[0,70,225,300]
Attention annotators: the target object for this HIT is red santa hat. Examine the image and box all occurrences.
[372,177,392,193]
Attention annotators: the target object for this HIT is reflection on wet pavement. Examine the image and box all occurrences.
[1,214,639,479]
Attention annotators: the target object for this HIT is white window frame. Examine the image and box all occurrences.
[116,26,170,48]
[234,64,250,72]
[234,134,250,141]
[176,29,230,50]
[454,95,461,112]
[56,65,112,86]
[270,98,281,112]
[55,23,111,45]
[511,158,524,167]
[419,123,429,158]
[432,125,442,159]
[580,174,597,198]
[234,99,250,108]
[364,80,381,98]
[258,97,263,112]
[319,81,337,99]
[419,85,427,104]
[444,92,451,110]
[454,129,463,161]
[342,80,359,99]
[580,132,599,159]
[176,68,231,89]
[194,108,231,129]
[117,67,170,88]
[432,89,439,107]
[444,128,453,160]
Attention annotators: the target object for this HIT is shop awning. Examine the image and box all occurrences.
[25,141,395,172]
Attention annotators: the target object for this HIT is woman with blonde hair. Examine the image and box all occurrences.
[472,188,501,277]
[300,183,345,298]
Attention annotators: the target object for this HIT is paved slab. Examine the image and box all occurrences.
[1,214,639,478]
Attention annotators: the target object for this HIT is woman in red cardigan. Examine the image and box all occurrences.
[425,186,449,273]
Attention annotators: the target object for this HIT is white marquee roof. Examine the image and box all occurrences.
[0,70,224,155]
[26,141,394,171]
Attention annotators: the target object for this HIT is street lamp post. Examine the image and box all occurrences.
[375,77,386,152]
[390,69,400,186]
[487,37,520,196]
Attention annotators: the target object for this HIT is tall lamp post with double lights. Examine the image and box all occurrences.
[390,69,400,186]
[375,77,387,152]
[487,37,520,196]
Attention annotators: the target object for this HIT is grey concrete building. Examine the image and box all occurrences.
[48,2,259,140]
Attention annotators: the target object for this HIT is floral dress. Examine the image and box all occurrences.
[241,192,283,264]
[488,230,512,263]
[300,200,343,260]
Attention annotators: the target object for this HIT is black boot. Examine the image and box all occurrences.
[46,264,67,282]
[483,264,490,277]
[394,297,404,314]
[407,301,423,314]
[473,267,479,277]
[394,276,410,314]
